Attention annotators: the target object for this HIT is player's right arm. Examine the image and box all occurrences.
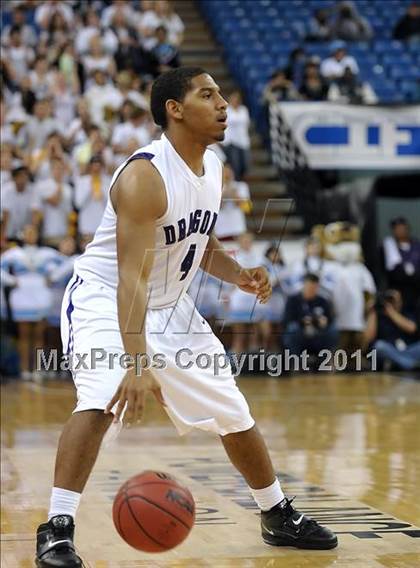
[105,160,167,426]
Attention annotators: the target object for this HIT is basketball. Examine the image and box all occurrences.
[112,470,196,552]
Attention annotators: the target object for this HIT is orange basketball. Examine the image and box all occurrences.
[112,470,195,552]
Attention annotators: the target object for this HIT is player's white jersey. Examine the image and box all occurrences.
[74,134,223,309]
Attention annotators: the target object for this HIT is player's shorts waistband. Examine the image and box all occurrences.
[69,272,190,312]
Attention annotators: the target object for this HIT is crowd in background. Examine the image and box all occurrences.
[262,41,378,105]
[193,217,420,373]
[0,0,186,379]
[262,1,419,104]
[1,1,419,380]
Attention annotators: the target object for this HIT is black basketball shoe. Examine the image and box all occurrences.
[35,515,82,567]
[261,497,338,549]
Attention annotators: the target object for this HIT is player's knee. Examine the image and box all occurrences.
[76,409,113,431]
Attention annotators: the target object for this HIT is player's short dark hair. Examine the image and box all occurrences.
[150,67,207,129]
[304,272,320,283]
[390,216,408,227]
[10,24,22,35]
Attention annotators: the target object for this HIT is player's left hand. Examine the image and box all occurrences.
[236,266,272,303]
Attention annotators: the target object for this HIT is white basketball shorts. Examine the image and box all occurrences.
[61,274,255,437]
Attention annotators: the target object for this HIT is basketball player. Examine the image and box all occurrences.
[36,68,337,567]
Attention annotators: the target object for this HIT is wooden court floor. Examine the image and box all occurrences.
[1,373,420,567]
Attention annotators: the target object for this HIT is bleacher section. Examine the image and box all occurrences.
[199,0,419,125]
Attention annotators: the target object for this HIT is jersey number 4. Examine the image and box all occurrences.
[180,244,196,281]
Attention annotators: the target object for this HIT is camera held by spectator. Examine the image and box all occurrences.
[372,289,420,371]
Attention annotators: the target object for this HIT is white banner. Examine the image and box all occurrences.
[273,102,420,169]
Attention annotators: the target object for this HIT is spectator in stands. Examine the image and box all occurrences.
[1,100,29,153]
[320,41,359,80]
[283,273,338,357]
[306,8,333,42]
[101,0,138,29]
[1,165,41,242]
[112,105,153,162]
[84,69,123,127]
[140,0,185,50]
[115,71,149,110]
[0,224,59,381]
[331,1,372,42]
[2,25,34,83]
[381,217,420,310]
[40,8,72,49]
[73,124,114,175]
[56,40,83,92]
[1,6,37,48]
[30,131,71,181]
[0,144,13,189]
[74,155,110,241]
[1,59,16,100]
[372,289,420,370]
[38,157,73,247]
[76,9,106,56]
[35,0,74,31]
[257,244,287,351]
[393,2,420,41]
[284,47,307,86]
[18,76,37,115]
[262,70,300,104]
[51,70,79,125]
[65,98,94,148]
[156,0,185,46]
[152,26,181,72]
[299,60,329,101]
[228,232,263,353]
[82,34,117,87]
[215,164,250,242]
[29,55,55,99]
[1,100,15,147]
[27,97,60,151]
[328,67,377,104]
[46,235,78,374]
[223,90,251,181]
[113,25,160,77]
[108,2,139,52]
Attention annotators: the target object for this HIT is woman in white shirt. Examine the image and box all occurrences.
[227,232,263,353]
[82,34,116,88]
[74,155,110,241]
[139,0,185,50]
[0,225,59,381]
[223,90,251,180]
[215,165,250,241]
[39,158,73,247]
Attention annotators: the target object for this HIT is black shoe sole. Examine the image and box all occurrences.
[35,556,83,568]
[263,532,338,550]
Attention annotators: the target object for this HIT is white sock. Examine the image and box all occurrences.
[249,478,285,511]
[48,487,81,521]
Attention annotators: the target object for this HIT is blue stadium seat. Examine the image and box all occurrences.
[374,40,405,53]
[268,43,296,56]
[350,42,370,52]
[382,53,413,67]
[198,0,415,123]
[390,66,419,81]
[305,43,331,58]
[408,42,420,54]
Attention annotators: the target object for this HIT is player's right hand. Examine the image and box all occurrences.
[105,369,165,427]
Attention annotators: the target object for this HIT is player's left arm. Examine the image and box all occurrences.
[200,232,272,304]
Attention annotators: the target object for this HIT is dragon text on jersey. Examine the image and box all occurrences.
[163,209,218,245]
